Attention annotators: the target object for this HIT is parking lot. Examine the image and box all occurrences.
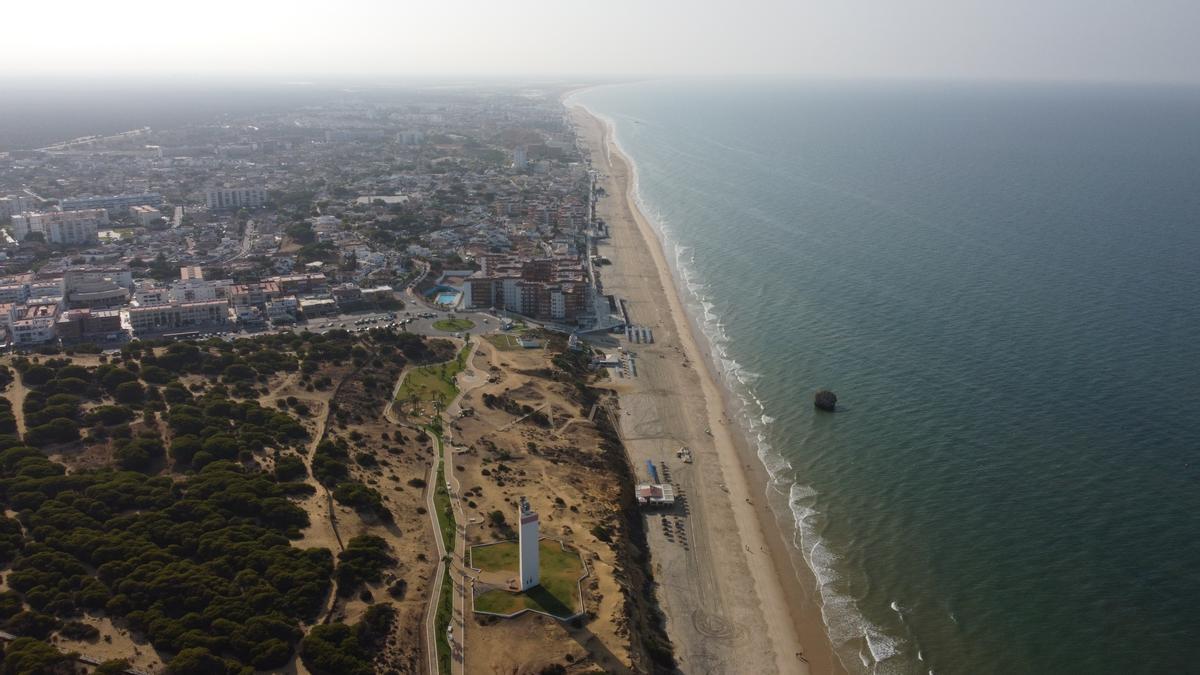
[45,306,515,355]
[301,308,499,338]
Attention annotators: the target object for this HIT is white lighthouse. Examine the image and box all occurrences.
[518,497,540,591]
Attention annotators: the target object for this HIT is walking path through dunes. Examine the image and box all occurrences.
[385,339,473,674]
[571,105,831,675]
[421,433,449,675]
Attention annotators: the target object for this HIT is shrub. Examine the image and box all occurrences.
[60,620,101,640]
[333,482,390,521]
[4,610,61,640]
[114,437,165,472]
[140,365,175,385]
[86,405,135,426]
[24,418,80,447]
[299,605,393,675]
[21,366,54,386]
[113,380,146,404]
[274,455,307,481]
[590,524,612,542]
[2,637,72,673]
[334,536,393,595]
[170,435,203,465]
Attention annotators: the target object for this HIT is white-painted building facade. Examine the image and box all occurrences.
[205,188,267,210]
[12,209,106,244]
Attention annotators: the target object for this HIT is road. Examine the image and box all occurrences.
[215,218,256,264]
[406,259,432,294]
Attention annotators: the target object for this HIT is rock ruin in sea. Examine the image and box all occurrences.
[814,390,838,412]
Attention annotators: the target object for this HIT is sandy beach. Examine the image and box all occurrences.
[569,104,842,674]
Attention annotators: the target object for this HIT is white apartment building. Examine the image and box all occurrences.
[125,300,229,334]
[134,287,170,306]
[549,289,567,320]
[0,283,29,304]
[0,195,36,220]
[205,188,266,210]
[62,271,130,309]
[130,205,163,227]
[10,317,57,345]
[265,296,299,321]
[11,209,107,245]
[27,281,63,300]
[5,303,60,345]
[396,130,424,145]
[49,219,99,245]
[63,266,133,289]
[168,279,220,303]
[61,193,162,214]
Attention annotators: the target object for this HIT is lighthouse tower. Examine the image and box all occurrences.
[518,497,540,591]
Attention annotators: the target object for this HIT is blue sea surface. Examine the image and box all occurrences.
[570,80,1200,674]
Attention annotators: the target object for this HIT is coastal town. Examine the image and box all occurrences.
[0,85,821,675]
[0,87,615,348]
[5,0,1193,672]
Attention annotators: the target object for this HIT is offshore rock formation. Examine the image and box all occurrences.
[814,389,838,412]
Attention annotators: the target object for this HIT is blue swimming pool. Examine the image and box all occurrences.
[435,291,460,305]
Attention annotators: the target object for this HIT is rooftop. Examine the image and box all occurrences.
[636,483,676,505]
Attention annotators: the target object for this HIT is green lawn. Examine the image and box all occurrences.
[484,334,522,351]
[395,345,471,415]
[433,317,475,332]
[470,540,585,618]
[469,540,520,571]
[433,441,456,551]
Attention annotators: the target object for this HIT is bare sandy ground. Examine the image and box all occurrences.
[451,338,636,673]
[571,105,841,674]
[50,615,165,672]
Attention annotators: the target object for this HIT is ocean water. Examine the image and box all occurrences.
[570,80,1200,674]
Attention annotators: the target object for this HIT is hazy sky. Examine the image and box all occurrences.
[5,0,1199,83]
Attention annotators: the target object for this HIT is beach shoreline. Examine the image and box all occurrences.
[567,100,843,674]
